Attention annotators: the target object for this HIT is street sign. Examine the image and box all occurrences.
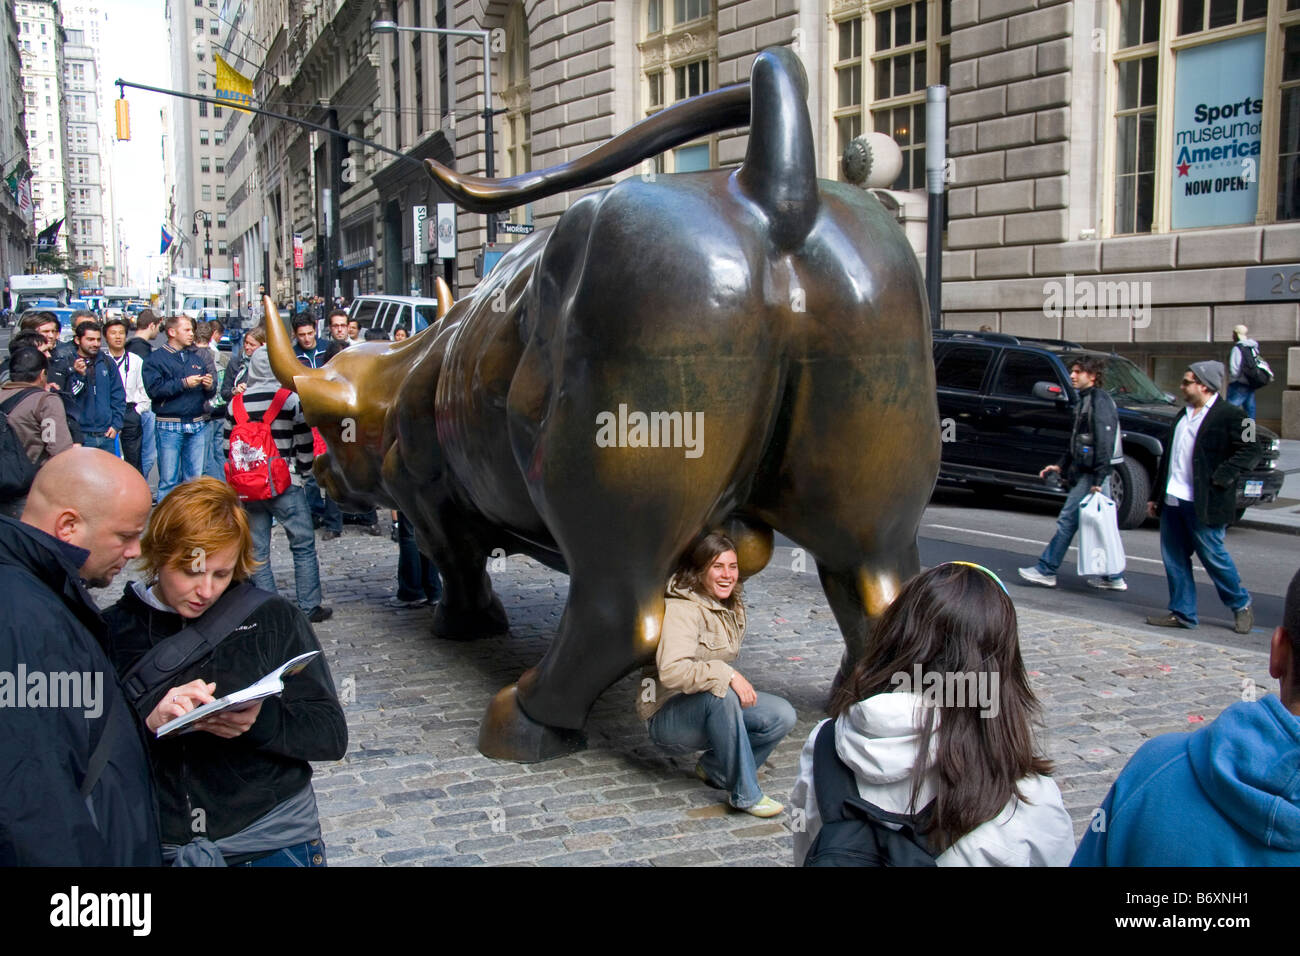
[437,202,457,259]
[498,222,534,236]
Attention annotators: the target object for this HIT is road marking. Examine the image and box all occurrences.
[922,524,1167,566]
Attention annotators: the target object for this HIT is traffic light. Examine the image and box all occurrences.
[115,96,130,141]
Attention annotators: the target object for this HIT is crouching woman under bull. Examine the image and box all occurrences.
[638,532,797,817]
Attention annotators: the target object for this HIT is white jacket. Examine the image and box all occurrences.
[109,349,150,413]
[790,693,1076,866]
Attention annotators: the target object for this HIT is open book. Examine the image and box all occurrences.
[155,651,320,738]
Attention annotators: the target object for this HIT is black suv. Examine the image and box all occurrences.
[933,330,1283,529]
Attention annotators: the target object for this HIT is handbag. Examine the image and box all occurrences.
[1077,492,1126,577]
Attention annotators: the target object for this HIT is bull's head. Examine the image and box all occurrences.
[261,283,453,510]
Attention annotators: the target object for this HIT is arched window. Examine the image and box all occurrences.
[638,0,717,173]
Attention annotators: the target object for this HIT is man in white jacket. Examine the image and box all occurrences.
[103,316,149,474]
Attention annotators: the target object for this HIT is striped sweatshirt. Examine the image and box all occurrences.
[222,386,315,487]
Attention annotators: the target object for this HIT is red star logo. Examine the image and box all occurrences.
[1176,161,1191,177]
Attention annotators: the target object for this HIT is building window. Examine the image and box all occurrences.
[199,128,209,145]
[648,72,664,108]
[201,184,211,200]
[673,0,709,24]
[647,0,661,33]
[218,240,227,255]
[216,184,225,200]
[215,157,224,173]
[1279,25,1300,220]
[209,19,218,35]
[674,59,709,100]
[198,100,208,117]
[198,76,207,90]
[639,0,717,172]
[214,105,222,118]
[833,1,951,187]
[200,156,210,173]
[194,17,203,31]
[214,129,224,145]
[217,213,226,229]
[1112,55,1157,234]
[1178,0,1266,35]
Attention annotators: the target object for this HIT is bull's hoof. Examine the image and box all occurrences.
[431,594,509,641]
[478,684,586,762]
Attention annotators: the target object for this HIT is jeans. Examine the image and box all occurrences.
[649,689,797,808]
[81,432,118,454]
[120,407,143,473]
[1035,475,1122,581]
[202,419,226,480]
[396,511,442,602]
[155,419,208,500]
[1226,382,1256,420]
[303,472,342,532]
[233,838,327,868]
[1159,497,1250,626]
[244,485,323,612]
[140,409,157,486]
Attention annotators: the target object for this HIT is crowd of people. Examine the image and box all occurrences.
[0,305,1295,868]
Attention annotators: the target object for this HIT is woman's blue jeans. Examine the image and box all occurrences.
[649,689,796,809]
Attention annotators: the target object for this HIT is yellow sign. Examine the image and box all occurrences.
[214,53,254,113]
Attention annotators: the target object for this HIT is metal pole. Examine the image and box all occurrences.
[925,85,948,333]
[481,32,496,244]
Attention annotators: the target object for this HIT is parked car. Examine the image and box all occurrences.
[932,330,1283,529]
[346,295,441,340]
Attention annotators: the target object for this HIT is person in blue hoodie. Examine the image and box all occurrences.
[64,320,126,454]
[1073,566,1300,866]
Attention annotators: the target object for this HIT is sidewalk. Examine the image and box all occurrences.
[239,523,1278,866]
[1235,437,1300,535]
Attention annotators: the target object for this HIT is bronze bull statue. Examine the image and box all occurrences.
[264,48,939,761]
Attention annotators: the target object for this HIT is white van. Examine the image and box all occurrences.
[346,295,441,339]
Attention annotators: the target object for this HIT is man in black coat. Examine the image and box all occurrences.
[0,448,161,865]
[1147,360,1262,634]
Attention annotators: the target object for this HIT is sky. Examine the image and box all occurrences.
[99,0,169,289]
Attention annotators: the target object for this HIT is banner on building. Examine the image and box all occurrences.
[233,254,240,279]
[214,54,255,114]
[412,205,428,265]
[293,234,304,269]
[1170,33,1264,230]
[436,203,456,259]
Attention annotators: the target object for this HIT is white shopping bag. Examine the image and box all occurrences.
[1077,492,1126,577]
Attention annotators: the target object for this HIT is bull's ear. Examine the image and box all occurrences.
[297,375,357,423]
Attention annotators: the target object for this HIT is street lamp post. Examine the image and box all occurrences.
[192,209,212,280]
[371,18,498,243]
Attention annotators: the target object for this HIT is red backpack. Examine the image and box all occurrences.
[225,390,293,501]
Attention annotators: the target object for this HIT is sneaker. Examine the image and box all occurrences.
[387,596,428,609]
[307,606,334,623]
[694,762,723,790]
[1087,577,1128,591]
[1146,613,1194,629]
[739,795,784,818]
[1018,567,1057,588]
[1233,604,1254,635]
[321,530,341,540]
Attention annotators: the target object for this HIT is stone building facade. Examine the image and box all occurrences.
[1,0,33,283]
[235,0,1297,431]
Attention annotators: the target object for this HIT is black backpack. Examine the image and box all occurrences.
[1236,343,1274,389]
[0,388,44,500]
[803,719,940,867]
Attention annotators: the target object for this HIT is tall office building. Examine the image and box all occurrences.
[62,1,116,285]
[1,0,32,280]
[15,0,69,259]
[165,0,229,280]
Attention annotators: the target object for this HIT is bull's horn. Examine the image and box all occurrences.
[262,295,326,390]
[435,276,453,319]
[297,374,357,422]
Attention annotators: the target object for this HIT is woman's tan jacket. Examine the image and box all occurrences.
[636,577,746,721]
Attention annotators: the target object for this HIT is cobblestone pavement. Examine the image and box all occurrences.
[237,519,1275,866]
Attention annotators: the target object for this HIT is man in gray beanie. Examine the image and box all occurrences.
[1146,360,1261,634]
[223,346,332,624]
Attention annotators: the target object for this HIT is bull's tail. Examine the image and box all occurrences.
[425,46,818,250]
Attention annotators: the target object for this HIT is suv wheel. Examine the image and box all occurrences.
[1111,457,1151,530]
